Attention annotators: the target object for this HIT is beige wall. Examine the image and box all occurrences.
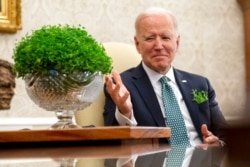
[0,0,246,122]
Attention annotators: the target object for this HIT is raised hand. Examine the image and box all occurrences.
[105,70,133,118]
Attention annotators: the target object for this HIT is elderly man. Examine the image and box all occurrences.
[104,7,227,146]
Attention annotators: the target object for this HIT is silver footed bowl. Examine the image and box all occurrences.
[24,70,103,129]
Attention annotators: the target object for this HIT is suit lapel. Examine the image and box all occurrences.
[132,65,166,127]
[174,69,203,138]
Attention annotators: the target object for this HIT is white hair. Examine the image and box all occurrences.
[134,7,178,35]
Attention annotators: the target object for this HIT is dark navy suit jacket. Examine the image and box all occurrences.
[103,63,227,143]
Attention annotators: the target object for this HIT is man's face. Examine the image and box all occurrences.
[134,14,180,74]
[0,66,15,109]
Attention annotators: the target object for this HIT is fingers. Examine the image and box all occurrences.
[105,70,123,96]
[204,135,219,144]
[105,70,121,84]
[104,70,132,117]
[104,70,129,101]
[112,70,122,84]
[201,124,219,144]
[201,124,210,137]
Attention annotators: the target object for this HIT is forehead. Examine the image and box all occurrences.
[137,14,176,34]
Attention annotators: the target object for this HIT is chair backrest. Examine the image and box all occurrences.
[75,42,141,126]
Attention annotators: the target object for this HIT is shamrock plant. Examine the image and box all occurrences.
[12,24,113,78]
[191,89,208,104]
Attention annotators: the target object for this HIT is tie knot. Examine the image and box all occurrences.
[160,76,169,84]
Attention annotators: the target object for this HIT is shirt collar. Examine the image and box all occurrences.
[166,67,176,84]
[142,62,176,84]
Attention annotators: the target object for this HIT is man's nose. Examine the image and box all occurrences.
[154,38,164,49]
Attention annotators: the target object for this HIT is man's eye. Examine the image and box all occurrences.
[145,37,154,41]
[162,36,171,40]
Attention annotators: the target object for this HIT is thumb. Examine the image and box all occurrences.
[201,124,210,137]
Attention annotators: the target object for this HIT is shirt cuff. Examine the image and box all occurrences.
[115,108,137,126]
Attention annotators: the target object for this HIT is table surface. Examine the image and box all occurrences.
[0,126,171,167]
[0,143,229,167]
[0,126,245,167]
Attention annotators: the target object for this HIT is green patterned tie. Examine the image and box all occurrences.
[166,145,189,167]
[160,76,190,146]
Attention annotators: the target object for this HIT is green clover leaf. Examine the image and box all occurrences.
[191,89,208,104]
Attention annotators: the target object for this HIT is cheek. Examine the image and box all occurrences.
[138,43,152,55]
[137,43,146,53]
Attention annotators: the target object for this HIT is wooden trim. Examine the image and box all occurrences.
[0,126,171,145]
[237,0,250,109]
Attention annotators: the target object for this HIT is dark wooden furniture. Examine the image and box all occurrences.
[0,126,171,147]
[0,126,171,167]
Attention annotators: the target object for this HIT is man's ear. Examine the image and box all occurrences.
[176,35,180,50]
[134,36,141,54]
